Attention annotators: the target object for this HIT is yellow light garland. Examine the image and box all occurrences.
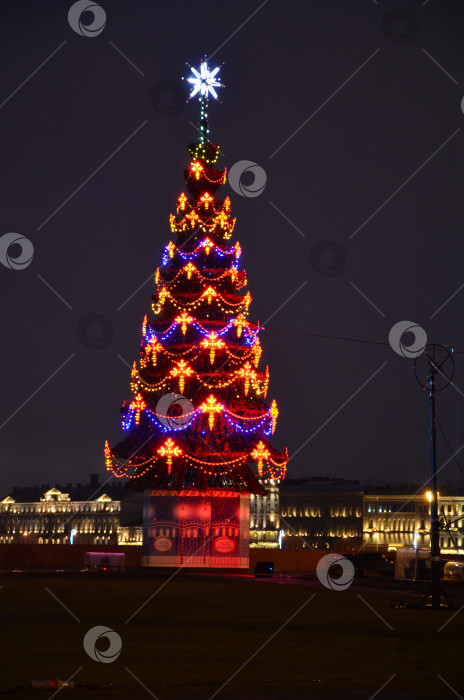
[175,311,194,335]
[237,361,257,396]
[191,161,203,180]
[270,399,279,434]
[201,332,226,363]
[199,395,224,430]
[104,440,111,471]
[157,438,182,475]
[178,192,187,211]
[129,393,146,425]
[170,359,194,393]
[250,441,271,477]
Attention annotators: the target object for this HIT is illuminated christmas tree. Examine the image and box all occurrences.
[105,60,287,567]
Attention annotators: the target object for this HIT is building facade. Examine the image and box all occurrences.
[279,478,364,551]
[249,481,280,548]
[0,476,280,549]
[363,493,464,555]
[0,489,120,545]
[2,474,463,556]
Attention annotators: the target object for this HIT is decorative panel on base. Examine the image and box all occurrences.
[142,489,250,568]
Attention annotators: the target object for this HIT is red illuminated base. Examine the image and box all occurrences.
[142,489,250,568]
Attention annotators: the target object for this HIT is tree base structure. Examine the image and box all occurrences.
[142,489,250,568]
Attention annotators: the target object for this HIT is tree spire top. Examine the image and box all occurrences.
[185,58,224,144]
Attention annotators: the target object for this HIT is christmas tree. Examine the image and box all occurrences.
[105,60,287,567]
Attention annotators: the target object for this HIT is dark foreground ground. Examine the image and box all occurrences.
[0,570,463,699]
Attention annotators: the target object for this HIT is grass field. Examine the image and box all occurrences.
[0,572,463,699]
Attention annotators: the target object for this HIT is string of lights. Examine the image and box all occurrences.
[162,239,241,266]
[121,396,275,434]
[157,262,240,286]
[131,360,268,395]
[144,313,258,344]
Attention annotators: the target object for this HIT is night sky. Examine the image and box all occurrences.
[1,0,464,494]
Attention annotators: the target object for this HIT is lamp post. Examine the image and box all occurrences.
[415,343,454,608]
[428,366,441,609]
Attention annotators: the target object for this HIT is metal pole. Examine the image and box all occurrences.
[429,365,441,608]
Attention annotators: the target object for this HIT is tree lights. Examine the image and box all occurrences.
[130,393,146,425]
[106,60,287,491]
[199,394,224,430]
[238,361,257,396]
[147,337,162,365]
[104,440,111,471]
[270,399,279,434]
[250,442,271,478]
[201,331,225,364]
[157,438,182,474]
[175,311,193,335]
[191,161,204,180]
[170,360,193,393]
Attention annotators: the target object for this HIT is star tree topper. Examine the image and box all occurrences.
[186,60,223,100]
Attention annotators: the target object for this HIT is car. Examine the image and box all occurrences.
[254,561,274,578]
[444,561,464,580]
[345,552,395,577]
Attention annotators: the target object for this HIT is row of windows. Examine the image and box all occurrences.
[250,503,275,512]
[365,531,464,550]
[0,535,117,544]
[367,503,464,515]
[369,517,464,527]
[1,517,116,528]
[0,504,119,514]
[11,527,115,535]
[284,528,362,538]
[250,531,278,541]
[281,507,361,518]
[366,519,415,531]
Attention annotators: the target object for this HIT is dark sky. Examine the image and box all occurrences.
[1,0,464,494]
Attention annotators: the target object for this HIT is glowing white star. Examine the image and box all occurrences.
[187,61,223,100]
